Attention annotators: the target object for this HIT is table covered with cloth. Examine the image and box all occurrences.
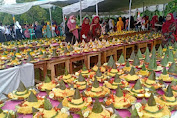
[0,63,35,100]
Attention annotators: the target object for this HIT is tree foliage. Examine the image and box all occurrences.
[0,0,63,25]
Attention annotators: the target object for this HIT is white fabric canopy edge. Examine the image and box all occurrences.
[0,0,67,15]
[62,0,104,15]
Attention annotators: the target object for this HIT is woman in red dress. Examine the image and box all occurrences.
[90,16,101,40]
[80,17,90,42]
[162,13,177,45]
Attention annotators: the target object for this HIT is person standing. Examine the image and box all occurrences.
[130,16,135,29]
[46,22,52,38]
[162,13,177,45]
[125,18,129,30]
[15,21,23,40]
[90,16,101,40]
[109,19,113,32]
[117,17,124,32]
[141,16,146,31]
[80,17,90,42]
[24,25,30,39]
[65,15,79,44]
[150,15,158,31]
[0,23,5,42]
[35,21,43,38]
[42,24,47,38]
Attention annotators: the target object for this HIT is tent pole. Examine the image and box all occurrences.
[128,0,132,31]
[96,0,98,16]
[62,11,65,34]
[163,4,165,17]
[143,2,144,13]
[80,0,82,26]
[49,8,53,37]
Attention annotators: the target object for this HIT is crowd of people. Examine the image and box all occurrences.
[0,13,177,45]
[0,21,64,42]
[65,13,177,45]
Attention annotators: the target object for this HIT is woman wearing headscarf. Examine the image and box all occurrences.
[130,16,135,29]
[46,22,52,38]
[117,17,124,32]
[162,13,177,45]
[150,15,158,31]
[24,25,30,39]
[157,16,164,31]
[135,16,142,31]
[145,15,149,29]
[65,15,78,44]
[109,19,113,32]
[35,21,43,38]
[90,16,101,40]
[125,18,129,30]
[42,25,47,38]
[81,17,90,42]
[15,21,23,40]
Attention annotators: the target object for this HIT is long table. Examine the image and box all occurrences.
[32,38,163,81]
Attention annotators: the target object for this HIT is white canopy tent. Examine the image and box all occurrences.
[0,0,104,35]
[0,0,169,32]
[62,0,104,26]
[0,0,67,15]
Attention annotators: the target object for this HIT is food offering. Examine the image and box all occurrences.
[80,64,90,77]
[117,53,125,65]
[129,79,151,98]
[120,67,139,82]
[49,80,75,100]
[142,71,163,89]
[148,56,163,72]
[137,63,149,76]
[8,81,37,100]
[107,62,120,77]
[84,77,110,98]
[92,61,106,72]
[91,68,107,82]
[123,60,131,72]
[134,94,171,118]
[168,62,177,75]
[105,85,136,109]
[158,67,174,82]
[6,56,21,66]
[0,108,16,118]
[73,74,88,90]
[36,76,57,91]
[62,88,92,112]
[82,99,119,118]
[16,92,44,114]
[58,68,76,84]
[129,50,136,62]
[33,98,70,118]
[104,74,129,89]
[156,85,177,110]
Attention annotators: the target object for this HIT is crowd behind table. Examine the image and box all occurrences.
[0,13,177,46]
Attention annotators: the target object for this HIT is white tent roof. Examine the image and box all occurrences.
[0,0,67,15]
[62,0,104,15]
[0,0,104,15]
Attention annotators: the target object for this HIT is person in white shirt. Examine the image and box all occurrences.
[15,21,23,40]
[0,23,5,42]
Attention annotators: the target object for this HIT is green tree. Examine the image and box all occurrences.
[0,0,63,25]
